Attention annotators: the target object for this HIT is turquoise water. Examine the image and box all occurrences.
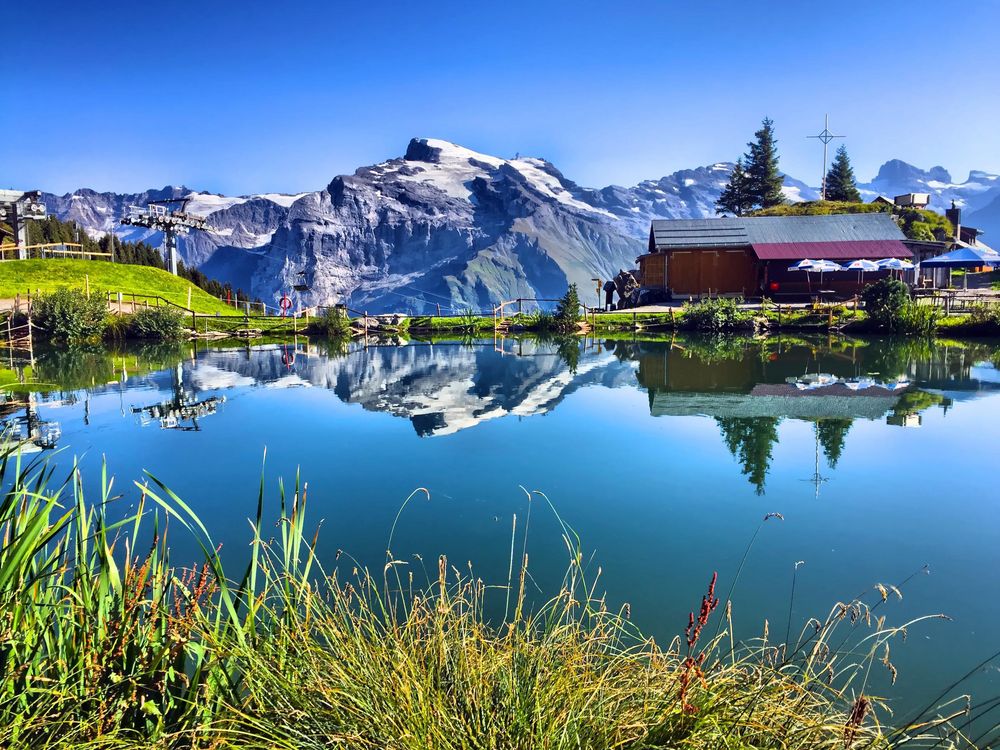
[6,334,1000,715]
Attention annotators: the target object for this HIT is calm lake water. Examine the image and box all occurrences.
[5,334,1000,713]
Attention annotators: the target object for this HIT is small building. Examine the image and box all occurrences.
[869,196,895,207]
[894,193,931,209]
[640,213,912,299]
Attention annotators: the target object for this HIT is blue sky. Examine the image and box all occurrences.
[5,0,999,195]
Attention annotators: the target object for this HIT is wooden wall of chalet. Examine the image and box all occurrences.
[668,248,757,296]
[639,254,666,288]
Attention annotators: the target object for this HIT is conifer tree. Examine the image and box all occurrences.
[824,145,862,202]
[715,158,754,216]
[555,283,582,331]
[744,117,784,209]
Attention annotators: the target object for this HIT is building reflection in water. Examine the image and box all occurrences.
[629,337,967,494]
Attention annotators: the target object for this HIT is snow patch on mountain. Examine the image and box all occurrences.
[43,141,1000,313]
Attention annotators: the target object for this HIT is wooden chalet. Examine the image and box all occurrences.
[639,213,912,299]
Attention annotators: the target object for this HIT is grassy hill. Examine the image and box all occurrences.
[0,259,237,314]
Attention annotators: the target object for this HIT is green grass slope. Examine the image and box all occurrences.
[0,259,236,314]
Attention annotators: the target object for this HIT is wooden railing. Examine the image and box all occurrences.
[0,243,113,260]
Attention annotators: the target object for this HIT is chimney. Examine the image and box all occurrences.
[945,200,961,243]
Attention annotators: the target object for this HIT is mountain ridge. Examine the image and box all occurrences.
[39,138,1000,312]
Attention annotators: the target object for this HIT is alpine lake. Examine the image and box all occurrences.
[4,332,999,716]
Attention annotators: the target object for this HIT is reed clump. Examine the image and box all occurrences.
[0,452,987,748]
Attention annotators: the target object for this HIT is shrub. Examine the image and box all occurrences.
[894,301,940,335]
[554,284,582,332]
[861,279,940,334]
[32,287,107,343]
[511,309,555,330]
[895,207,953,241]
[126,306,185,340]
[320,306,353,338]
[681,296,751,331]
[860,278,910,329]
[970,302,1000,327]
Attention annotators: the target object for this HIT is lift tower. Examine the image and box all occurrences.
[0,190,47,259]
[119,198,210,275]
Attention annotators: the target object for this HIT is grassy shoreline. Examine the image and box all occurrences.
[0,453,989,748]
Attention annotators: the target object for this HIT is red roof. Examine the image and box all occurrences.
[752,240,912,261]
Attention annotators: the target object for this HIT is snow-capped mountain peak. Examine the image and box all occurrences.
[41,141,1000,313]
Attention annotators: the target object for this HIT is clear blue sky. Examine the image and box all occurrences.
[5,0,999,195]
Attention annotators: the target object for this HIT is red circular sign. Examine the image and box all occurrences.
[279,295,293,310]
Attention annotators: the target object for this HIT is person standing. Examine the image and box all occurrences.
[604,280,616,311]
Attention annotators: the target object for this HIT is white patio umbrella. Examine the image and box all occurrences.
[787,259,820,292]
[877,257,916,282]
[877,258,915,271]
[845,259,880,285]
[787,259,820,271]
[810,259,844,287]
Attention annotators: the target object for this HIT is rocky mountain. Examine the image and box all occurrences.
[858,160,1000,214]
[967,193,1000,245]
[41,140,998,311]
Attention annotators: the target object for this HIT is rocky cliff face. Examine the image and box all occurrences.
[44,139,999,311]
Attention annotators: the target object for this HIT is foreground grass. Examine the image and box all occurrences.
[0,259,235,314]
[0,453,987,748]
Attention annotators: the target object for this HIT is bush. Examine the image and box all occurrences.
[32,287,107,343]
[970,302,1000,327]
[860,278,910,329]
[895,207,953,241]
[127,306,185,340]
[894,301,940,335]
[511,309,555,331]
[681,296,751,331]
[320,306,353,338]
[861,279,939,334]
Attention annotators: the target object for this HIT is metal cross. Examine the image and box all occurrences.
[807,114,844,200]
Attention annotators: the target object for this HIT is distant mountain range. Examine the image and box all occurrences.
[40,139,1000,312]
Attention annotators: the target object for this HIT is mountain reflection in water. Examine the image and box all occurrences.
[3,336,998,496]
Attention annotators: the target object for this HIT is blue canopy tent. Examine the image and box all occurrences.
[921,246,1000,288]
[920,246,1000,268]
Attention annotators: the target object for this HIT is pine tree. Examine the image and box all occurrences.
[715,158,754,216]
[824,145,862,202]
[744,117,784,209]
[555,283,582,331]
